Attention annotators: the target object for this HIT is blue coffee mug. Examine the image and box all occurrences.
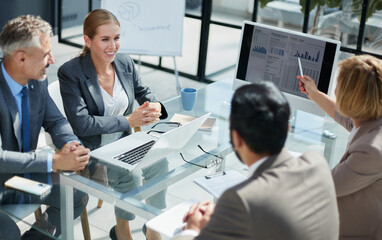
[181,88,197,111]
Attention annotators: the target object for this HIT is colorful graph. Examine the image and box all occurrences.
[270,47,285,56]
[253,45,267,54]
[294,50,320,62]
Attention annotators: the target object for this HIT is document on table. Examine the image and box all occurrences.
[170,113,216,132]
[146,201,194,238]
[194,170,247,198]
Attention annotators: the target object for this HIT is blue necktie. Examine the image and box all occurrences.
[21,86,30,152]
[20,86,31,203]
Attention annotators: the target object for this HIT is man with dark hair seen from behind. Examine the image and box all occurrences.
[0,15,90,239]
[173,82,339,240]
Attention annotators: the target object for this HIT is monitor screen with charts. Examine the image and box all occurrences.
[234,21,341,116]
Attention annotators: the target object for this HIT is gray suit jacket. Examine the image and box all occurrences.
[174,149,339,240]
[0,64,77,184]
[58,53,167,150]
[332,111,382,239]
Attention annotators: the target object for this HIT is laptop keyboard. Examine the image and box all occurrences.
[114,140,156,165]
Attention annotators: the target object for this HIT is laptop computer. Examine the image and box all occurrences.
[90,113,211,171]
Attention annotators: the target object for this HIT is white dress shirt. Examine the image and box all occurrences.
[100,73,129,146]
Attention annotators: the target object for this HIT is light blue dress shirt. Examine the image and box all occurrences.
[1,62,53,172]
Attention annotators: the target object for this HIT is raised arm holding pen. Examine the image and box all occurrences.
[298,75,336,119]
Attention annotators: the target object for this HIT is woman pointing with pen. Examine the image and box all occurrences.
[297,55,382,239]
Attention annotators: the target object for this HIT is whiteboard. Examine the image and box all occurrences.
[101,0,185,56]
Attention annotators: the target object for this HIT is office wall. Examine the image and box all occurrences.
[61,0,88,28]
[0,0,55,31]
[0,0,91,34]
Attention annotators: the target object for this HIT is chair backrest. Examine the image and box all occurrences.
[44,81,65,147]
[48,80,65,117]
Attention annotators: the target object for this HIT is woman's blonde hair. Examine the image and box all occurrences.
[336,55,382,121]
[81,9,120,57]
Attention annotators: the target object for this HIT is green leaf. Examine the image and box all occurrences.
[325,0,342,8]
[258,0,274,8]
[300,0,327,14]
[259,0,380,22]
[317,0,326,6]
[300,0,315,13]
[353,0,382,21]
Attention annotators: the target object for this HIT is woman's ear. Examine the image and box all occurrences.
[84,35,91,48]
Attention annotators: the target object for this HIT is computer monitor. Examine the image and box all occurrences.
[234,21,341,116]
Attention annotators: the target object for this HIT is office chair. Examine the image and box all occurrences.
[47,80,92,240]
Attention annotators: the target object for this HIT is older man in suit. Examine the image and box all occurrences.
[173,82,339,240]
[0,15,90,239]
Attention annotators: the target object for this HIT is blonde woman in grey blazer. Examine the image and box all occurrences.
[58,9,168,240]
[299,55,382,239]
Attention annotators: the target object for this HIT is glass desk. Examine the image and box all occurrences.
[0,171,66,239]
[59,79,350,239]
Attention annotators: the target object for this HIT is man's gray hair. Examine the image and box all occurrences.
[0,15,52,57]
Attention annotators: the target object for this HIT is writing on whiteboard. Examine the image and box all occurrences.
[138,25,171,31]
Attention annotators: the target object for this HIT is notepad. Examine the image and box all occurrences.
[170,113,216,132]
[193,170,246,198]
[146,201,194,238]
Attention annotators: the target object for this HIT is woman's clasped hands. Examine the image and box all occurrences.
[126,101,162,127]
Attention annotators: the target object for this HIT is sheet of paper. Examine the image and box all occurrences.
[146,201,193,238]
[170,113,216,131]
[193,170,246,198]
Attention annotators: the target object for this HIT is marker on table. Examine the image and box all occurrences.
[298,57,304,78]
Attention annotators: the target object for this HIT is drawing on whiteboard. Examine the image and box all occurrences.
[118,2,172,32]
[102,0,185,56]
[118,1,140,22]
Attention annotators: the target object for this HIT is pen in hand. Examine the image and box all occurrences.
[298,57,304,78]
[297,57,306,94]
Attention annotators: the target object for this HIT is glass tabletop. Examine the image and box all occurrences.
[0,171,66,239]
[59,79,350,239]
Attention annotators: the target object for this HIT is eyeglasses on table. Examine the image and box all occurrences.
[180,145,223,169]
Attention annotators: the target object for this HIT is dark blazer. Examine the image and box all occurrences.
[174,149,339,240]
[332,111,382,239]
[0,62,77,182]
[58,53,167,150]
